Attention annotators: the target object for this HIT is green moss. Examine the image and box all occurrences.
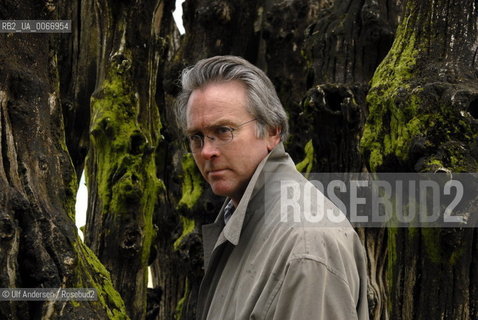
[73,239,130,319]
[173,153,202,250]
[295,139,315,178]
[367,148,384,174]
[70,300,80,308]
[361,87,426,171]
[88,72,160,202]
[360,2,424,171]
[85,54,163,311]
[173,216,195,251]
[88,72,142,213]
[174,279,189,320]
[361,0,478,173]
[174,154,200,250]
[177,153,203,210]
[426,159,444,167]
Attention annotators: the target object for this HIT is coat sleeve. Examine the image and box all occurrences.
[265,257,360,320]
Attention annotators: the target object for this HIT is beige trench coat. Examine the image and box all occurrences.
[197,143,369,320]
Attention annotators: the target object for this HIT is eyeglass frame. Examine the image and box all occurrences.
[186,118,257,153]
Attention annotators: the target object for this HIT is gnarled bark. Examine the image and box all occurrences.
[361,0,478,318]
[83,1,168,319]
[0,1,129,318]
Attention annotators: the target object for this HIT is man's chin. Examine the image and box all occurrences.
[210,184,231,198]
[210,182,247,204]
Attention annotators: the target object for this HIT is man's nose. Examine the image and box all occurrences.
[199,137,219,159]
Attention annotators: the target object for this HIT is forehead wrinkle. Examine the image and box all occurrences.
[185,80,250,133]
[186,118,240,135]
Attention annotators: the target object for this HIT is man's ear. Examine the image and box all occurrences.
[266,127,281,151]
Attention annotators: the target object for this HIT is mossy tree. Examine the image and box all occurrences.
[0,0,129,319]
[361,0,478,318]
[82,0,174,319]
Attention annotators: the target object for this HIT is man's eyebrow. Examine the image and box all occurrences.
[211,119,236,127]
[186,119,237,134]
[185,127,201,135]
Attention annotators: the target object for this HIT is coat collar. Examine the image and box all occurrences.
[222,142,288,245]
[202,142,293,268]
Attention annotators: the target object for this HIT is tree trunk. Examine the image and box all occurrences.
[58,0,98,179]
[0,1,129,319]
[83,1,169,319]
[361,0,478,318]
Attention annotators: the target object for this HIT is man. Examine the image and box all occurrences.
[177,55,369,319]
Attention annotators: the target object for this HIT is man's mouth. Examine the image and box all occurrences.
[207,168,228,176]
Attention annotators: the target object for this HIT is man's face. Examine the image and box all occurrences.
[186,80,280,205]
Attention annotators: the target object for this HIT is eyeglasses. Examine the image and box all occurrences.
[187,118,257,153]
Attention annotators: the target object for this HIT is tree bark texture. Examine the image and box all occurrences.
[1,0,478,319]
[83,1,170,319]
[58,0,98,180]
[361,0,478,319]
[0,0,129,319]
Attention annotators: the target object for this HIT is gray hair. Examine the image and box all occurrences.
[176,55,289,141]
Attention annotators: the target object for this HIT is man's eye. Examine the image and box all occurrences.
[189,135,202,143]
[214,126,232,139]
